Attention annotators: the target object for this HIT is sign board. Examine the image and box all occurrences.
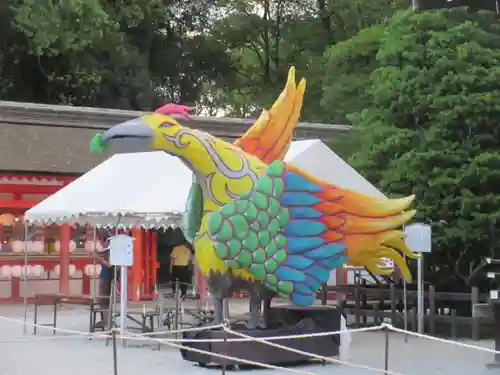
[405,223,432,253]
[109,234,135,266]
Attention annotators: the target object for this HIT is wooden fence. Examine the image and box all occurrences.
[322,284,491,340]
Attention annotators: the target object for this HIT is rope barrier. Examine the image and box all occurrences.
[223,326,406,375]
[0,315,113,338]
[132,323,380,343]
[2,312,499,375]
[136,323,224,337]
[384,323,500,355]
[121,329,317,375]
[0,333,111,344]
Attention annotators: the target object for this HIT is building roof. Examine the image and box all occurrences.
[0,101,351,174]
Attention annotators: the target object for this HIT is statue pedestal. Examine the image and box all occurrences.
[180,305,342,368]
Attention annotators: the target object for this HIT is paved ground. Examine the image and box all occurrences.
[0,302,498,375]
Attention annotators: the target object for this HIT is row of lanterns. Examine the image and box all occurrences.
[0,264,102,279]
[9,240,105,253]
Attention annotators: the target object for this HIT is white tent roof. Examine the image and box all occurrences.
[285,139,386,199]
[25,139,384,228]
[25,151,193,228]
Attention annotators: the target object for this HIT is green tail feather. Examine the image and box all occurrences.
[182,182,203,244]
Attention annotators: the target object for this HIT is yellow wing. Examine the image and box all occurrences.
[233,66,306,164]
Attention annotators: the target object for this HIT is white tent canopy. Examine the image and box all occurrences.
[285,139,386,199]
[25,139,385,228]
[24,151,193,228]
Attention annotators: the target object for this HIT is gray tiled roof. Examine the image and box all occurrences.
[0,101,350,174]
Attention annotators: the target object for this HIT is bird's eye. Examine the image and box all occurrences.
[160,121,175,128]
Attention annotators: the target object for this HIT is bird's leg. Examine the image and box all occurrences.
[246,289,267,329]
[246,295,261,329]
[213,296,224,325]
[262,295,272,328]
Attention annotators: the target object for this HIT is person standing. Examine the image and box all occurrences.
[169,241,192,298]
[92,234,113,329]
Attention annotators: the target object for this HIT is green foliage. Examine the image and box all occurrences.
[322,25,384,124]
[1,0,231,109]
[350,8,500,289]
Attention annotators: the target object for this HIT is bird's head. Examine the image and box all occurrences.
[91,104,195,157]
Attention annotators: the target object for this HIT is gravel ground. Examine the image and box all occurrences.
[0,303,498,375]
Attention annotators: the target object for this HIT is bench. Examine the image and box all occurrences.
[33,293,108,335]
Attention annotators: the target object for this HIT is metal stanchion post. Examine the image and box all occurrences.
[384,325,390,375]
[174,279,180,339]
[112,328,118,375]
[221,333,227,375]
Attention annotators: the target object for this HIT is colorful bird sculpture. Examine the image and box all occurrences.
[90,67,418,328]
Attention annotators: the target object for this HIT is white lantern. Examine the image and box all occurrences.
[85,240,104,252]
[84,241,93,252]
[68,264,76,277]
[24,265,33,278]
[11,241,23,253]
[53,265,60,277]
[26,241,34,253]
[11,265,21,278]
[54,240,60,253]
[32,265,44,278]
[0,266,11,279]
[32,241,44,253]
[69,240,77,253]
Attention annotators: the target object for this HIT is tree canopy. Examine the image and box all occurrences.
[349,8,500,289]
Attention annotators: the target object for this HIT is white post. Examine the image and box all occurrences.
[108,233,134,348]
[404,222,432,336]
[120,265,127,346]
[417,256,424,334]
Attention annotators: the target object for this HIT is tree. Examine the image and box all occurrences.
[350,8,500,290]
[322,25,384,124]
[2,0,232,110]
[208,0,409,120]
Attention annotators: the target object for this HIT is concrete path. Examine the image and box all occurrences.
[0,304,497,375]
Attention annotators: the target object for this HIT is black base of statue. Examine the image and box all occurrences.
[180,305,341,368]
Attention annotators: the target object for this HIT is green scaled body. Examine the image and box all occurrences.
[208,162,292,297]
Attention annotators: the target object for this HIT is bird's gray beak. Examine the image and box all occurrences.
[101,117,155,152]
[102,117,154,142]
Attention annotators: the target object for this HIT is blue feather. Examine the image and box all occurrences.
[286,255,314,269]
[284,220,326,236]
[287,237,325,253]
[289,207,322,219]
[305,275,320,290]
[284,172,322,193]
[306,243,346,259]
[281,192,320,206]
[294,284,313,294]
[318,255,348,268]
[326,256,348,269]
[276,266,306,282]
[291,292,316,306]
[304,265,330,283]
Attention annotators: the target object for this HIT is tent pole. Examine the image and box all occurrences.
[22,221,29,335]
[92,227,97,297]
